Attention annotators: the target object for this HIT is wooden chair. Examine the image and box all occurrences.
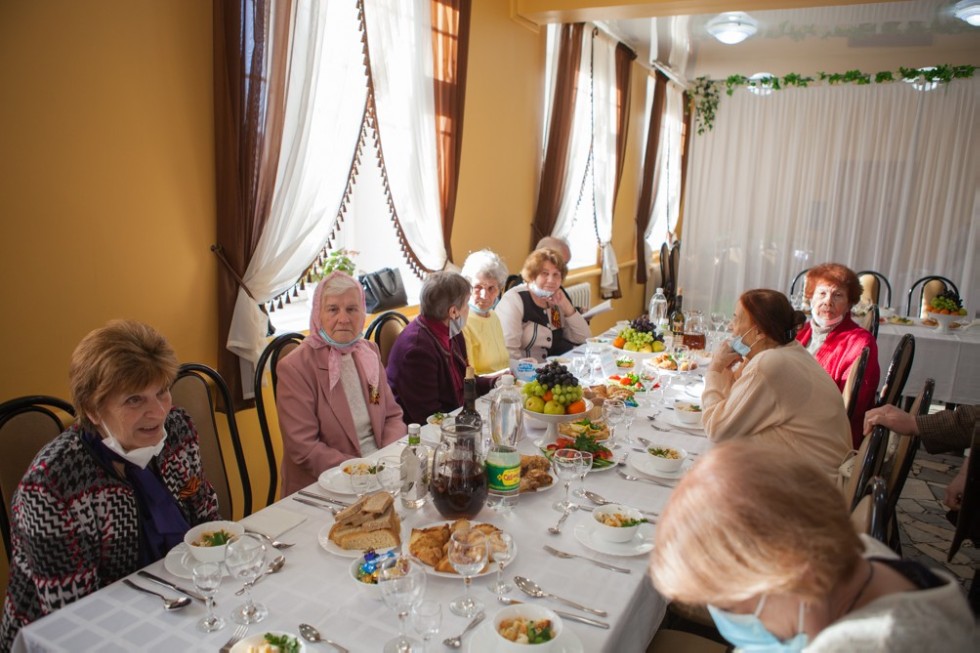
[877,334,915,408]
[842,347,871,420]
[906,275,958,319]
[172,363,252,520]
[844,425,889,512]
[365,311,410,368]
[254,332,306,507]
[855,304,879,339]
[850,476,888,544]
[948,434,980,563]
[0,395,75,558]
[857,270,892,308]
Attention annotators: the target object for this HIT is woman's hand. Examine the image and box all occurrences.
[709,340,742,373]
[944,462,968,510]
[547,287,576,317]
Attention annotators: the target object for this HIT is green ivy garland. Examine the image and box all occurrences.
[691,64,976,134]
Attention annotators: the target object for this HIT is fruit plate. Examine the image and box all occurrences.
[523,399,593,439]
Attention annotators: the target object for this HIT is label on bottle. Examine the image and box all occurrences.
[486,462,520,493]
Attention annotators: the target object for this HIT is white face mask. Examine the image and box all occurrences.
[101,422,167,469]
[529,282,553,299]
[811,312,844,329]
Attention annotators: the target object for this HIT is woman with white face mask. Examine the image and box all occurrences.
[0,321,220,649]
[460,249,509,375]
[650,441,975,652]
[796,263,880,448]
[703,289,852,481]
[276,272,406,495]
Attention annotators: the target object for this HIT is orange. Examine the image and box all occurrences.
[613,336,626,349]
[567,400,587,414]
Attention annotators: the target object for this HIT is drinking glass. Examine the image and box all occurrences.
[551,449,582,512]
[349,465,374,497]
[182,554,225,632]
[586,353,602,384]
[379,557,427,653]
[224,533,269,624]
[448,530,487,617]
[377,456,403,500]
[620,405,636,446]
[411,600,442,652]
[487,532,515,595]
[710,312,727,332]
[569,356,589,383]
[572,451,593,498]
[603,399,626,446]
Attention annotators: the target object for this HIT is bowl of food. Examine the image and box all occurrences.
[493,604,563,652]
[592,505,646,543]
[184,520,245,563]
[349,549,398,600]
[426,412,451,426]
[615,356,636,370]
[673,401,703,426]
[645,444,688,474]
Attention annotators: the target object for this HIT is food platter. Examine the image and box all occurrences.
[407,521,517,579]
[523,399,593,439]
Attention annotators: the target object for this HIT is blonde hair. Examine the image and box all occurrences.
[649,441,862,606]
[521,248,567,283]
[69,320,178,428]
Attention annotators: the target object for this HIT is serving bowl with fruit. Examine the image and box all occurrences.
[925,290,968,334]
[612,316,666,356]
[522,360,592,438]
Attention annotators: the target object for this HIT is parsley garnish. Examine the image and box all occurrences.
[264,633,300,653]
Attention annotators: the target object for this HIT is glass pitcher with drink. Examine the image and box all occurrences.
[430,423,488,519]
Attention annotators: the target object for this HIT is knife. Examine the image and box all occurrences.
[292,496,338,512]
[136,570,208,604]
[298,490,351,507]
[501,598,609,629]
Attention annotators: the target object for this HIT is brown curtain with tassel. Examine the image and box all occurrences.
[633,70,668,284]
[213,0,291,406]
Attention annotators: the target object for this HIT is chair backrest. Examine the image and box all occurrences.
[171,363,251,520]
[857,270,892,308]
[906,275,958,318]
[0,395,75,558]
[845,425,889,512]
[366,311,410,368]
[789,268,811,297]
[842,347,871,420]
[949,434,980,562]
[882,379,934,517]
[503,274,523,293]
[856,303,879,339]
[254,332,306,507]
[850,476,888,544]
[877,334,915,408]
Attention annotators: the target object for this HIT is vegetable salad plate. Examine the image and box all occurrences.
[466,621,583,653]
[317,467,381,496]
[573,522,656,557]
[231,632,306,653]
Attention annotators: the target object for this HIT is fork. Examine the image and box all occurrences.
[542,545,631,574]
[220,624,248,653]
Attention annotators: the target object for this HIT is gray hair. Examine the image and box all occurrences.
[460,249,508,288]
[420,271,470,319]
[321,272,362,296]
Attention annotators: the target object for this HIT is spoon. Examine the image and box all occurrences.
[548,509,572,535]
[235,555,286,595]
[617,470,673,488]
[514,576,608,616]
[298,623,349,652]
[442,611,485,649]
[584,490,659,517]
[247,530,295,549]
[122,579,191,611]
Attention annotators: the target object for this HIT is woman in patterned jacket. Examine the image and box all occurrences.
[0,320,219,648]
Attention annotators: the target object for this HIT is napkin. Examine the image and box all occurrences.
[239,507,307,539]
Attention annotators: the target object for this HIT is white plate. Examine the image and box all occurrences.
[628,452,694,480]
[163,543,229,580]
[316,521,399,559]
[466,620,584,653]
[409,521,518,579]
[660,410,705,433]
[536,442,618,474]
[231,632,306,653]
[573,522,655,557]
[317,467,381,496]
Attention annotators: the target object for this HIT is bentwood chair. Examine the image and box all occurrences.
[0,395,75,558]
[856,304,879,339]
[906,275,958,319]
[948,434,980,563]
[503,274,523,293]
[365,311,410,368]
[857,270,892,308]
[254,332,305,507]
[850,476,888,544]
[646,628,730,653]
[842,347,871,421]
[172,363,252,520]
[845,425,889,512]
[877,334,915,408]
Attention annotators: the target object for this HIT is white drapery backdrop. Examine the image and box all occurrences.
[227,0,366,382]
[682,78,979,316]
[591,31,621,297]
[643,80,684,266]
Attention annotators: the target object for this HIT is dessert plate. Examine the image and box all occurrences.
[573,522,655,557]
[163,543,229,580]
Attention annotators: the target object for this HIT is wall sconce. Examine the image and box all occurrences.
[706,12,759,45]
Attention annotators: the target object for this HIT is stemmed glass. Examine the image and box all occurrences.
[603,399,626,447]
[411,600,442,652]
[377,456,403,500]
[448,530,487,617]
[487,532,515,595]
[379,557,427,653]
[572,451,593,498]
[349,466,374,497]
[710,312,727,332]
[620,405,636,446]
[182,554,225,632]
[552,449,582,512]
[224,533,269,624]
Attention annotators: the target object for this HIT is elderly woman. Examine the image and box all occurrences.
[460,249,510,375]
[0,321,219,648]
[276,272,405,496]
[495,248,590,362]
[704,289,852,479]
[387,271,492,425]
[796,263,880,448]
[650,441,975,651]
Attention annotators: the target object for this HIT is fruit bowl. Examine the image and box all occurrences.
[930,312,961,334]
[523,399,593,439]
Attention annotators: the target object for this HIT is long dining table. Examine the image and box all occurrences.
[11,356,709,653]
[876,320,980,405]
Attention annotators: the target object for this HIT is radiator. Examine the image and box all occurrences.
[565,282,592,309]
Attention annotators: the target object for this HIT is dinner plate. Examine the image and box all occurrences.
[660,410,705,433]
[317,467,381,496]
[573,522,655,557]
[628,452,694,480]
[316,521,399,559]
[231,632,306,653]
[408,521,518,579]
[163,543,229,580]
[536,441,618,474]
[466,621,584,653]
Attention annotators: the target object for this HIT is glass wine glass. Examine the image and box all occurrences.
[182,554,225,632]
[620,404,636,446]
[349,465,374,497]
[710,312,727,333]
[603,399,626,446]
[224,533,268,624]
[487,531,515,595]
[572,451,593,499]
[411,600,442,652]
[448,530,487,617]
[379,557,427,653]
[377,456,403,500]
[551,449,582,512]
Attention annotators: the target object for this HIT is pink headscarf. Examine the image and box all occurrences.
[308,271,381,395]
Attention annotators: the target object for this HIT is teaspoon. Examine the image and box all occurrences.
[514,576,608,616]
[299,623,349,652]
[584,490,659,517]
[122,579,191,611]
[235,555,286,595]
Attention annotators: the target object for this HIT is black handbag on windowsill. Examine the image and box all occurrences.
[360,267,408,313]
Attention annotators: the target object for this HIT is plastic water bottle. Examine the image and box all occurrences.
[486,375,523,511]
[400,424,430,510]
[650,287,668,335]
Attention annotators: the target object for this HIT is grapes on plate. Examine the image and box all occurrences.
[521,361,584,414]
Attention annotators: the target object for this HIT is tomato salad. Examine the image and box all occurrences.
[544,433,615,469]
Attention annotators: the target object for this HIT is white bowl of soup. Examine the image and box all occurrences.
[673,401,703,426]
[493,604,563,652]
[184,520,245,563]
[592,505,645,543]
[645,444,688,474]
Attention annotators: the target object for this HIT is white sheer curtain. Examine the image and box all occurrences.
[643,81,684,266]
[591,31,620,296]
[227,0,366,381]
[682,78,979,316]
[363,0,446,272]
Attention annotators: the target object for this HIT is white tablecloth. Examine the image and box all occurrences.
[12,381,710,653]
[877,322,980,405]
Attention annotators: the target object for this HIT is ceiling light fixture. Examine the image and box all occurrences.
[953,0,980,26]
[706,12,759,45]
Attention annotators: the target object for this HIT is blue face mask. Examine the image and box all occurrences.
[449,315,465,339]
[731,328,759,356]
[469,302,489,317]
[319,328,361,349]
[708,597,808,653]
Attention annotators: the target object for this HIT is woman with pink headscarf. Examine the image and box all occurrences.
[275,272,406,496]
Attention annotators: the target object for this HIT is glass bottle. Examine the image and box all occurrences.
[455,366,482,431]
[649,287,668,335]
[400,424,429,510]
[670,291,686,338]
